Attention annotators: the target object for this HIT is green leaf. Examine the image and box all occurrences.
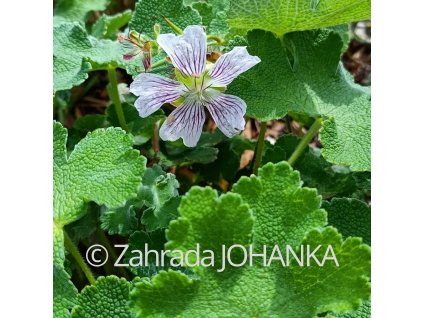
[53,22,133,92]
[54,0,110,23]
[329,301,371,318]
[53,22,93,92]
[100,204,138,236]
[129,0,201,37]
[228,29,370,171]
[54,265,78,318]
[91,10,132,39]
[130,162,370,317]
[227,0,370,36]
[71,276,132,318]
[140,165,181,231]
[53,121,146,264]
[73,114,107,132]
[322,198,371,245]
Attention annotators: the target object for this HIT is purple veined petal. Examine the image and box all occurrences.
[159,97,206,147]
[208,47,261,87]
[157,26,207,77]
[204,92,247,137]
[130,73,185,118]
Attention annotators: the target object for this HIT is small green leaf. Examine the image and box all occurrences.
[129,0,201,37]
[54,0,110,23]
[328,301,371,318]
[323,198,371,245]
[228,29,370,171]
[91,10,132,39]
[71,276,132,318]
[228,0,370,36]
[54,265,78,318]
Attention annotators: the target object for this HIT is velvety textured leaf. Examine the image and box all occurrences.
[54,265,78,318]
[329,301,371,318]
[228,0,370,36]
[129,0,201,37]
[322,198,371,245]
[140,165,181,231]
[53,22,134,92]
[228,29,370,171]
[55,0,110,22]
[130,162,371,317]
[71,276,132,318]
[53,121,146,264]
[91,10,132,39]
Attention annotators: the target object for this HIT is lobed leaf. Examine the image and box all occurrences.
[228,29,371,171]
[227,0,370,36]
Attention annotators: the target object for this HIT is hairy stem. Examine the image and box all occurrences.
[207,35,223,45]
[287,118,322,166]
[107,66,129,132]
[252,121,267,175]
[163,17,183,34]
[64,230,96,285]
[96,228,130,279]
[151,59,168,69]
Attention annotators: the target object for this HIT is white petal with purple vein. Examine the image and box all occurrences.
[204,92,247,137]
[130,73,184,118]
[157,26,207,77]
[208,47,261,86]
[159,97,206,147]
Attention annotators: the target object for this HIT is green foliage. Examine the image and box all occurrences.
[263,135,368,199]
[130,163,370,317]
[129,0,201,37]
[91,10,132,39]
[329,301,371,318]
[53,122,146,264]
[227,0,370,36]
[55,0,110,23]
[229,29,370,170]
[323,198,371,245]
[71,276,132,317]
[54,265,78,318]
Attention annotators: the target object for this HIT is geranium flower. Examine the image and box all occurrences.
[130,26,261,147]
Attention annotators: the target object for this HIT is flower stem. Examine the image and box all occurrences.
[163,17,183,34]
[287,118,322,166]
[252,121,267,175]
[151,59,168,69]
[64,230,96,285]
[107,66,129,132]
[95,228,130,279]
[207,35,223,45]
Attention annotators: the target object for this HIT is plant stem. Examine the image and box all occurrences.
[151,59,168,69]
[252,121,267,175]
[287,118,322,166]
[107,66,129,132]
[96,228,130,279]
[64,230,96,285]
[163,17,183,34]
[207,35,223,45]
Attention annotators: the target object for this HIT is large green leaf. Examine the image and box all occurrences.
[129,0,201,37]
[130,162,370,317]
[53,122,146,264]
[228,0,370,36]
[228,29,370,171]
